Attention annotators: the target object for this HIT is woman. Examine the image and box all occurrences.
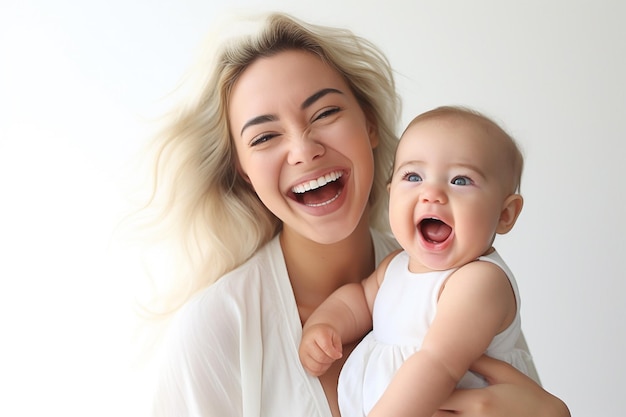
[143,12,569,417]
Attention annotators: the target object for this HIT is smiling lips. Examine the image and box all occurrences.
[291,170,344,207]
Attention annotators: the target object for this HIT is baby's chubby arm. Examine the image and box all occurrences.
[298,251,398,376]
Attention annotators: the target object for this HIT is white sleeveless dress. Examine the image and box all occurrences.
[337,250,532,417]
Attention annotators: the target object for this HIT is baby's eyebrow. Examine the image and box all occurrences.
[452,162,486,179]
[301,88,343,110]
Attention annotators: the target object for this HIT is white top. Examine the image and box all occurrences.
[338,250,536,416]
[153,230,400,417]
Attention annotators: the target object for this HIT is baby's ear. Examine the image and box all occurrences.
[496,194,524,234]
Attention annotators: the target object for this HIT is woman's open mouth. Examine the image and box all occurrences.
[291,171,344,207]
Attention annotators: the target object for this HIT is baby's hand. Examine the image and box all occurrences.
[299,323,343,376]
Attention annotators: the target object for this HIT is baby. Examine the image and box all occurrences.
[299,106,533,417]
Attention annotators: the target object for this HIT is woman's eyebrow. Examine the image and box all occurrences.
[240,114,277,136]
[301,88,343,110]
[239,88,343,136]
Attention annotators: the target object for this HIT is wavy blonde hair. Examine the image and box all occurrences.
[139,12,400,317]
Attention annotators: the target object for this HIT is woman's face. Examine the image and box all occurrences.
[229,50,378,244]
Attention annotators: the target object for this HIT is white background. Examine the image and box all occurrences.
[1,1,624,416]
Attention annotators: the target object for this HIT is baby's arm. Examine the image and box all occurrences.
[298,252,395,376]
[369,260,517,417]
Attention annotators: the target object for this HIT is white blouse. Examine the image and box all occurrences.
[153,230,400,417]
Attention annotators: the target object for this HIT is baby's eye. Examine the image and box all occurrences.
[451,176,472,186]
[403,172,422,182]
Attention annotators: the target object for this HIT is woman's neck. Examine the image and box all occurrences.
[280,215,375,324]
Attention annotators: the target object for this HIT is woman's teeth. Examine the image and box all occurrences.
[292,171,342,194]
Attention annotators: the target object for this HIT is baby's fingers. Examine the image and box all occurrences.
[300,346,336,376]
[302,337,342,375]
[302,356,333,376]
[299,330,343,376]
[315,332,343,360]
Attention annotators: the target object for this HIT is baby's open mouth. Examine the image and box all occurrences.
[291,171,344,207]
[418,218,452,244]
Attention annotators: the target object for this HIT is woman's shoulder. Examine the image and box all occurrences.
[176,235,285,320]
[163,238,279,350]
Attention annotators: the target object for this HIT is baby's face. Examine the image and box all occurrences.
[388,116,514,272]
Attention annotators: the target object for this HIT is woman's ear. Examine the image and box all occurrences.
[496,194,524,234]
[366,113,379,149]
[236,161,253,188]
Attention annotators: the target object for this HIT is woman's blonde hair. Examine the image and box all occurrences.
[139,12,400,317]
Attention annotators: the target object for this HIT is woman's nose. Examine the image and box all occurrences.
[287,131,325,165]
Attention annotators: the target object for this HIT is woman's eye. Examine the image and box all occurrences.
[452,176,472,186]
[404,172,422,182]
[313,107,340,121]
[250,133,276,147]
